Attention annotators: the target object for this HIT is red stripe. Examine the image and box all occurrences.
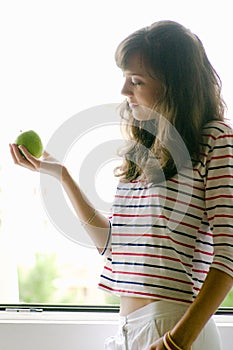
[206,175,233,181]
[170,178,204,192]
[206,194,233,201]
[210,154,233,160]
[112,232,159,236]
[197,230,213,237]
[208,214,233,221]
[113,213,164,218]
[192,268,208,274]
[218,134,233,139]
[103,266,193,285]
[198,151,207,158]
[194,249,214,257]
[212,261,233,273]
[202,133,216,140]
[214,121,231,129]
[112,233,195,249]
[112,252,193,267]
[202,133,233,140]
[98,284,191,304]
[115,194,203,211]
[214,233,233,238]
[113,213,199,231]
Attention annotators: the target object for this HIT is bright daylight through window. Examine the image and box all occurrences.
[1,0,233,308]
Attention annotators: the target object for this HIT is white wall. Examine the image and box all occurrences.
[0,322,116,350]
[0,312,232,350]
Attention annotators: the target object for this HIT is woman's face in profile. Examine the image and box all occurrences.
[120,53,163,121]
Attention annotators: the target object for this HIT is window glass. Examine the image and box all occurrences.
[1,0,233,307]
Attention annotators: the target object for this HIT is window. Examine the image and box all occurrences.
[1,0,233,307]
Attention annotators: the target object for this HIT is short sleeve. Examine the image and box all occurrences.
[204,123,233,278]
[100,220,112,256]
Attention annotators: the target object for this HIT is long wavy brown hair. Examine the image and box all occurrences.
[114,20,226,182]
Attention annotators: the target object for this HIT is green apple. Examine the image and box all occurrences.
[16,130,43,158]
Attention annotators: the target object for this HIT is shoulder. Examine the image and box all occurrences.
[202,120,233,138]
[197,120,233,178]
[201,120,233,147]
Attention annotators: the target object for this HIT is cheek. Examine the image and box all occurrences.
[148,88,163,107]
[142,91,158,107]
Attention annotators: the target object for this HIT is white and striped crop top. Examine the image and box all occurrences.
[98,121,233,304]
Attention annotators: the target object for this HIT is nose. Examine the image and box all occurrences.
[121,80,133,97]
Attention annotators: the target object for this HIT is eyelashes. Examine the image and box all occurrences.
[131,80,143,86]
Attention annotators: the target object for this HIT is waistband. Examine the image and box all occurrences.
[119,300,188,327]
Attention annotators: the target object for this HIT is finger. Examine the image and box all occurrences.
[9,144,19,164]
[10,144,39,171]
[9,144,27,164]
[18,145,41,169]
[42,150,50,159]
[42,150,59,162]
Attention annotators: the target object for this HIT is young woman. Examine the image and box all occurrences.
[10,20,233,350]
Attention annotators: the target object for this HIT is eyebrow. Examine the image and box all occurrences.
[123,72,145,77]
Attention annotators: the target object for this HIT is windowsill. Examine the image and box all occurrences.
[0,311,233,327]
[0,310,119,323]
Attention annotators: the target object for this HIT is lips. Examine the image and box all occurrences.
[129,103,139,109]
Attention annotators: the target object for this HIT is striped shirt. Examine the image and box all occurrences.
[98,121,233,304]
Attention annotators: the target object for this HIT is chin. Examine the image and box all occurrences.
[132,106,158,121]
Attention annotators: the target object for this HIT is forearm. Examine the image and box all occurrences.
[171,267,233,349]
[61,166,110,253]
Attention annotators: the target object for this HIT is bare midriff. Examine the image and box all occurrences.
[120,296,160,316]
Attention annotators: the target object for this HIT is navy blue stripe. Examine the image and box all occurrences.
[192,259,211,266]
[117,186,203,202]
[196,239,213,247]
[208,165,233,171]
[206,185,233,192]
[100,274,193,295]
[192,277,205,284]
[112,261,192,275]
[215,254,233,263]
[113,223,167,228]
[111,243,193,259]
[202,125,225,133]
[113,204,202,221]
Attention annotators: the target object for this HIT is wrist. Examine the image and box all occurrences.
[61,166,70,183]
[163,331,192,350]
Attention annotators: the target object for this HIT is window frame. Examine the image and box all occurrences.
[0,304,232,315]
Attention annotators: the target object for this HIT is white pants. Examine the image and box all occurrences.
[104,300,222,350]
